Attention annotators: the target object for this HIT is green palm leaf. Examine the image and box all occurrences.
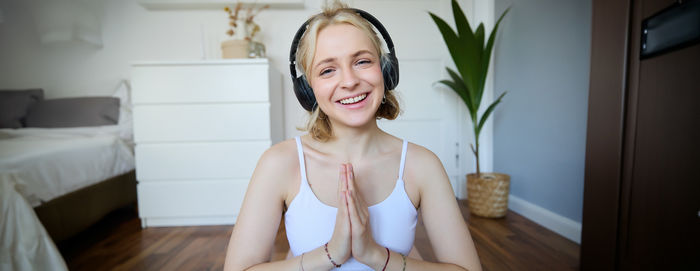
[449,0,478,92]
[476,92,506,136]
[452,0,473,42]
[480,8,510,97]
[444,67,475,115]
[473,23,485,105]
[430,1,509,176]
[429,12,477,93]
[438,79,473,115]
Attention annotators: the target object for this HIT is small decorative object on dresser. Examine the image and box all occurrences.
[131,59,282,227]
[222,2,269,59]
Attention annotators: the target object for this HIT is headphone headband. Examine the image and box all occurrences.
[289,8,399,111]
[288,8,396,64]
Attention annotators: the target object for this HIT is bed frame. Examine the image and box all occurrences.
[33,170,137,243]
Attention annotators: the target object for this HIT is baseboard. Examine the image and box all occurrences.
[508,195,582,244]
[140,215,237,228]
[450,175,467,199]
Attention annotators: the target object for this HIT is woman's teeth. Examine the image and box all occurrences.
[339,93,367,105]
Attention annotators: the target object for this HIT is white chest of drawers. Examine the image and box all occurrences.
[131,59,282,227]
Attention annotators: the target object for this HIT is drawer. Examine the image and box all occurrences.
[133,103,271,142]
[135,141,268,180]
[132,63,269,103]
[137,179,248,218]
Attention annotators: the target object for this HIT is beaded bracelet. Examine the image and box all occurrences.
[401,253,407,271]
[324,243,341,268]
[381,247,390,271]
[300,252,305,271]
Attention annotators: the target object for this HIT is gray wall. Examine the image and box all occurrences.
[493,0,591,223]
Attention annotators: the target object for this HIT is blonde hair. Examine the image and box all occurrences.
[296,1,400,141]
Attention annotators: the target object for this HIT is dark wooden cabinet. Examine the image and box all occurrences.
[581,0,700,269]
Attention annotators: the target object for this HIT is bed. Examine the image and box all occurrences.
[0,83,136,271]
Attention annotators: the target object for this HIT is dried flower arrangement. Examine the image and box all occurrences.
[224,3,270,41]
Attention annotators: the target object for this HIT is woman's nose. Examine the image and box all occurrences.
[340,68,359,89]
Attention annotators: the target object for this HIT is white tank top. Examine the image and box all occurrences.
[285,136,418,270]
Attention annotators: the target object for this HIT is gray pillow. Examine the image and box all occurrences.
[0,89,45,128]
[25,97,120,128]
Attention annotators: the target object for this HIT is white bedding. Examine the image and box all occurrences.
[1,175,66,270]
[0,126,135,207]
[0,126,135,271]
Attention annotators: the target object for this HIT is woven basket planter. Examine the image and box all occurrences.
[466,172,510,218]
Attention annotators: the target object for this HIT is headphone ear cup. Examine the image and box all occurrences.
[293,75,317,111]
[381,54,400,91]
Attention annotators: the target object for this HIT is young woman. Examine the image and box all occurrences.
[224,2,480,270]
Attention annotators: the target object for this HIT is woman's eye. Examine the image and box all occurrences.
[357,59,372,66]
[320,68,334,76]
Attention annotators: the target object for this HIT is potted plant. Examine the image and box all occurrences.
[222,3,269,58]
[429,0,510,218]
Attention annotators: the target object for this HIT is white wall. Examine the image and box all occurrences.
[0,0,500,199]
[0,0,485,140]
[0,0,322,138]
[0,0,590,242]
[493,0,591,243]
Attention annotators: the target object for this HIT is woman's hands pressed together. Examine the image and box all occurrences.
[332,163,387,269]
[325,165,353,266]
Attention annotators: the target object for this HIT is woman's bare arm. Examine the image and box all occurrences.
[223,143,290,270]
[343,143,480,271]
[223,140,351,271]
[223,142,339,270]
[398,144,481,271]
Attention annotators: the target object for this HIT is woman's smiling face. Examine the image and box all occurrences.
[308,23,385,129]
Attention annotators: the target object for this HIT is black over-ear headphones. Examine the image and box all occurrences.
[289,8,399,112]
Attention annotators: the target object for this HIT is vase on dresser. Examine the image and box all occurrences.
[130,59,282,227]
[221,39,250,58]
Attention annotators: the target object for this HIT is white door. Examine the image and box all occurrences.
[352,0,478,198]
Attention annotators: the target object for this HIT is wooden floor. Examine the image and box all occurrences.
[59,200,579,270]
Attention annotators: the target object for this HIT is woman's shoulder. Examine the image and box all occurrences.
[257,138,300,170]
[250,138,301,192]
[384,134,442,170]
[406,142,442,166]
[404,141,448,185]
[243,137,306,206]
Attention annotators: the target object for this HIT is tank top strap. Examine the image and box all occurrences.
[294,136,309,185]
[398,139,408,181]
